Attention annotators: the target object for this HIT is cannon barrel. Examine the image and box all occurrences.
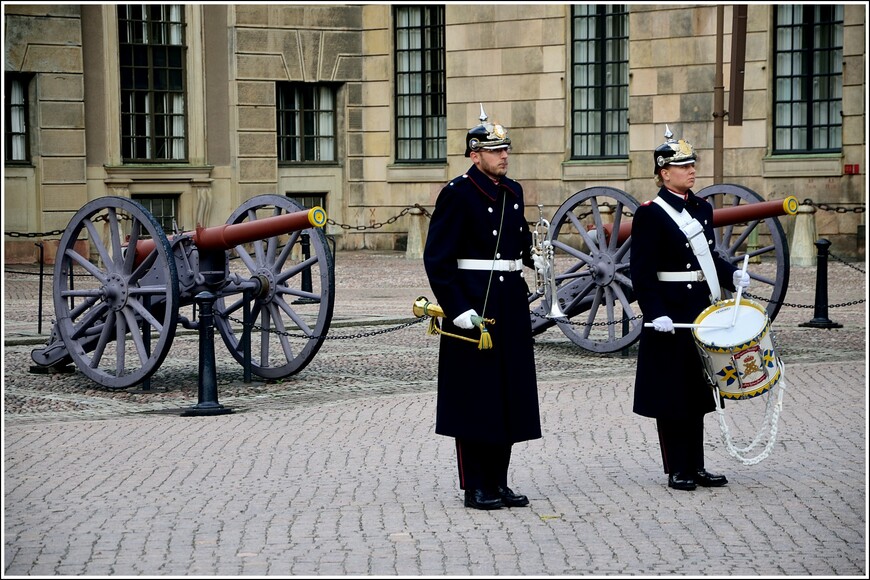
[194,206,326,251]
[134,206,327,257]
[602,195,799,244]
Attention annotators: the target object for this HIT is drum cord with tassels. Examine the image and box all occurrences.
[713,358,787,465]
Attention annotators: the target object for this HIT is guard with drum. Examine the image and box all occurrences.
[423,105,542,510]
[630,126,751,491]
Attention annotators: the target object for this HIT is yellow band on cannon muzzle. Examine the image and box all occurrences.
[308,206,327,228]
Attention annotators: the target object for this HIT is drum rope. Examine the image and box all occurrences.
[714,358,787,465]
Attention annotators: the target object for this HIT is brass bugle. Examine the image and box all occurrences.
[413,296,444,318]
[412,296,495,325]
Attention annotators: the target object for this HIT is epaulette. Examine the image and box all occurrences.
[641,199,653,206]
[446,174,469,188]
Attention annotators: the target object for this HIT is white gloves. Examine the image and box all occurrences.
[532,253,548,273]
[453,309,480,330]
[651,315,675,333]
[733,270,751,289]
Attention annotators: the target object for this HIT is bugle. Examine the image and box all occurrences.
[412,296,495,349]
[532,205,567,318]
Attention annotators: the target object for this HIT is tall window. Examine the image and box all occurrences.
[118,5,187,162]
[571,5,629,159]
[394,5,446,162]
[773,4,843,154]
[5,73,32,163]
[277,83,337,163]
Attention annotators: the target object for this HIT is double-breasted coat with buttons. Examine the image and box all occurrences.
[423,164,542,445]
[630,187,738,420]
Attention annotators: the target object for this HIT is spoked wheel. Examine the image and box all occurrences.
[696,184,791,322]
[530,187,642,353]
[51,196,179,389]
[214,194,335,379]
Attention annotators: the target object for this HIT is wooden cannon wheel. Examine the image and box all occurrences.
[529,186,641,353]
[50,196,180,388]
[529,185,791,353]
[213,195,336,379]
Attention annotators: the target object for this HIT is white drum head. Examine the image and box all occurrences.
[694,301,767,348]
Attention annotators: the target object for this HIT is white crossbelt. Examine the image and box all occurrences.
[657,270,706,282]
[457,258,522,272]
[652,197,721,301]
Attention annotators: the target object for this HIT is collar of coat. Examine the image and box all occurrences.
[463,164,522,202]
[658,186,697,212]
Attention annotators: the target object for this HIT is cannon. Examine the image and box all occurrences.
[31,194,335,389]
[529,184,799,353]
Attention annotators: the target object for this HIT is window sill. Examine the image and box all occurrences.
[561,159,630,181]
[762,154,843,177]
[386,163,448,183]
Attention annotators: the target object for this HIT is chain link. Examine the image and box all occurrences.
[220,312,427,340]
[4,211,123,238]
[801,198,866,213]
[829,250,866,275]
[744,291,865,309]
[326,204,431,231]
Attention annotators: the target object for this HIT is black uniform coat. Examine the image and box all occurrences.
[630,187,738,420]
[423,164,542,445]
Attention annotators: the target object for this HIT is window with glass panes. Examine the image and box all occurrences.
[5,73,31,163]
[571,5,629,159]
[132,195,178,237]
[118,4,187,162]
[394,5,446,162]
[773,4,843,153]
[277,83,337,163]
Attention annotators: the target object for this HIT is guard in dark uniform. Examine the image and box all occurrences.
[630,126,751,491]
[423,105,542,510]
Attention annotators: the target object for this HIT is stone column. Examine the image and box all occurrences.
[405,206,425,260]
[790,203,817,267]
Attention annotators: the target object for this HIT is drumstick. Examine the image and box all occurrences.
[730,254,750,327]
[643,322,731,330]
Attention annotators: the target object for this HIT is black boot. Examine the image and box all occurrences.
[695,468,728,487]
[667,472,697,491]
[464,489,504,510]
[497,486,530,507]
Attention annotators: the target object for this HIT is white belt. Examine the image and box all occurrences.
[657,270,706,282]
[457,258,523,272]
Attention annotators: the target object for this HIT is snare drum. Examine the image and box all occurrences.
[692,298,781,400]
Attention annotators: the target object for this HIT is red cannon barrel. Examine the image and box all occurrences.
[132,206,327,259]
[601,196,798,244]
[194,206,327,251]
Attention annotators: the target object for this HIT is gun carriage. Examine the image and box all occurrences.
[527,184,799,353]
[31,194,335,390]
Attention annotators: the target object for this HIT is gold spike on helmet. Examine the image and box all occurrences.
[465,103,511,157]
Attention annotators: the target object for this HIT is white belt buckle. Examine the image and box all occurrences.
[507,260,517,272]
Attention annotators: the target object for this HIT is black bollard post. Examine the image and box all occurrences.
[799,238,843,329]
[243,287,252,384]
[182,290,234,416]
[293,232,317,305]
[35,242,44,335]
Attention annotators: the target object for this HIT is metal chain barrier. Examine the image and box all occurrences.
[801,199,866,214]
[326,204,431,231]
[829,250,866,275]
[4,200,862,336]
[4,212,119,238]
[219,312,427,341]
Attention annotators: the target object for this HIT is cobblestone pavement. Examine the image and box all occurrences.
[3,250,867,576]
